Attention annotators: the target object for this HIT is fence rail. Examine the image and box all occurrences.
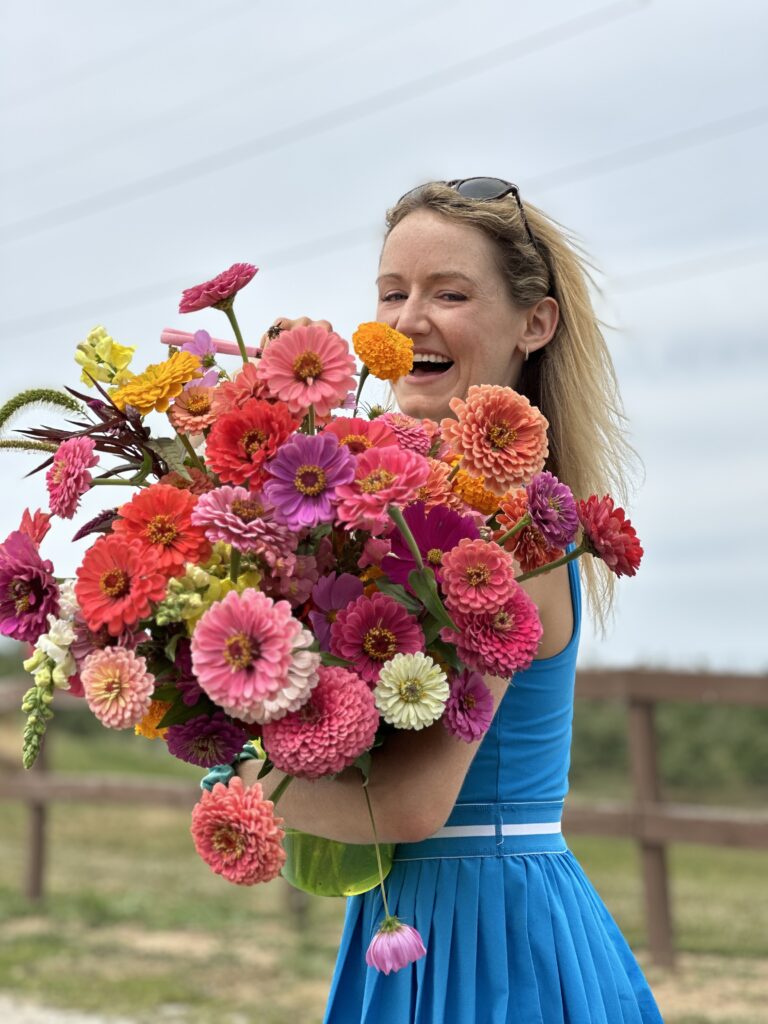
[2,669,767,967]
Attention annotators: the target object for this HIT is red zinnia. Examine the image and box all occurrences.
[179,262,258,314]
[75,535,168,636]
[205,398,298,490]
[111,484,211,578]
[577,494,643,577]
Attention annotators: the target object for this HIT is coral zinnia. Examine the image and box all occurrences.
[80,646,155,729]
[443,669,495,743]
[442,584,543,677]
[210,362,270,416]
[257,325,356,418]
[205,398,298,490]
[191,485,297,566]
[441,385,549,495]
[526,471,578,548]
[308,572,364,650]
[352,322,414,380]
[366,917,427,974]
[578,494,643,577]
[261,666,379,779]
[165,711,249,767]
[496,489,564,575]
[441,537,518,615]
[330,592,424,685]
[190,775,286,885]
[0,531,59,643]
[179,263,258,313]
[409,458,467,514]
[263,432,355,530]
[168,385,218,434]
[335,447,430,535]
[374,652,449,730]
[190,588,320,724]
[18,508,52,548]
[321,415,398,456]
[381,502,479,588]
[379,412,437,456]
[75,534,167,636]
[111,351,202,415]
[46,437,99,519]
[111,484,211,578]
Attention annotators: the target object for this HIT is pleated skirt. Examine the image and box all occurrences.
[323,849,664,1023]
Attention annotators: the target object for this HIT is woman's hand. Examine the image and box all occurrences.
[259,316,334,348]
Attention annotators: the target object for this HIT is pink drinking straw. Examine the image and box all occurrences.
[160,328,262,359]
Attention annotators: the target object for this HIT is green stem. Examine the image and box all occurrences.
[353,366,370,416]
[362,782,390,919]
[177,431,207,474]
[388,505,423,571]
[270,774,294,806]
[306,404,316,435]
[496,513,531,547]
[224,306,250,366]
[229,547,241,583]
[90,478,143,487]
[446,461,461,482]
[515,541,585,582]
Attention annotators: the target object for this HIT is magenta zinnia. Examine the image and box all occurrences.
[179,262,258,313]
[330,591,424,685]
[257,325,356,417]
[442,584,543,677]
[335,447,430,535]
[45,437,99,519]
[190,485,297,566]
[441,537,518,615]
[0,531,59,643]
[578,494,643,578]
[190,776,286,885]
[263,432,355,530]
[443,669,495,742]
[381,502,479,588]
[80,646,155,729]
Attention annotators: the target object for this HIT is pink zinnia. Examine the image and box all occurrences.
[80,646,155,729]
[443,669,495,742]
[578,494,643,578]
[261,666,379,779]
[330,592,424,685]
[409,458,467,514]
[441,538,518,615]
[190,589,320,724]
[379,412,437,456]
[321,416,398,456]
[210,363,270,416]
[179,263,258,313]
[190,485,297,566]
[335,447,430,535]
[263,432,355,530]
[257,325,356,418]
[190,776,286,885]
[366,917,427,974]
[46,437,99,519]
[168,385,218,434]
[159,467,217,496]
[442,585,543,677]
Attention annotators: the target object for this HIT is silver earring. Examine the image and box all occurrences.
[524,345,529,361]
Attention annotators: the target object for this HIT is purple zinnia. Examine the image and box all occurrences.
[263,432,355,530]
[165,711,249,767]
[525,471,578,548]
[181,330,219,388]
[309,572,365,650]
[191,485,298,566]
[173,636,206,706]
[443,669,495,743]
[381,502,479,589]
[0,531,59,643]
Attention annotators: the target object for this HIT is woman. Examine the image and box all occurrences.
[242,179,663,1023]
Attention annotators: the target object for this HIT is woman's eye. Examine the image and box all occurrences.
[440,292,466,302]
[380,292,406,302]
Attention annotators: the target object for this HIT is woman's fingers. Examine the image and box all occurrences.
[259,317,334,348]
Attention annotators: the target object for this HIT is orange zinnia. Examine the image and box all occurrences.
[112,483,211,578]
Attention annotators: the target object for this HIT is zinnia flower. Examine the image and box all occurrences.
[0,531,59,643]
[578,494,643,577]
[159,467,217,496]
[191,485,297,566]
[495,490,564,575]
[526,472,578,548]
[441,385,549,494]
[374,652,449,729]
[261,666,379,778]
[441,538,518,615]
[321,416,398,456]
[335,447,430,535]
[80,646,155,729]
[165,711,249,767]
[205,398,298,490]
[111,484,211,578]
[442,585,542,677]
[410,458,467,513]
[263,432,355,530]
[379,412,437,456]
[352,322,413,380]
[308,572,364,650]
[190,588,320,724]
[210,362,270,416]
[381,502,479,588]
[330,592,424,685]
[45,437,99,519]
[179,263,258,313]
[168,385,218,434]
[443,669,495,742]
[111,351,202,415]
[190,775,286,885]
[18,508,52,547]
[75,534,167,636]
[366,917,426,974]
[257,325,356,417]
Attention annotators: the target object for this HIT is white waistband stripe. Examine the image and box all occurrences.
[428,821,561,840]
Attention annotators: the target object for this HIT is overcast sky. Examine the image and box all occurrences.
[0,0,766,672]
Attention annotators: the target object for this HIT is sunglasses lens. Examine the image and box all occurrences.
[455,177,514,200]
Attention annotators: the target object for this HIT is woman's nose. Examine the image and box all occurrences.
[392,295,429,338]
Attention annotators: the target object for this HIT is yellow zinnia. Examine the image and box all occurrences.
[352,322,413,381]
[112,351,202,415]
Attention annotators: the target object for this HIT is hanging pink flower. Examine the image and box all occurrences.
[45,437,99,519]
[442,585,542,677]
[366,917,426,974]
[321,416,398,456]
[441,538,518,615]
[335,447,430,535]
[257,325,356,418]
[80,646,155,729]
[190,776,286,885]
[330,592,424,684]
[443,669,495,742]
[179,263,258,313]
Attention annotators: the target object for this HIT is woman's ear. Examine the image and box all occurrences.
[520,296,559,356]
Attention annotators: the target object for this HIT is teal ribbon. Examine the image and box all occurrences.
[200,741,261,792]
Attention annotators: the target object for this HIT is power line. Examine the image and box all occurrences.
[0,0,646,245]
[609,244,768,290]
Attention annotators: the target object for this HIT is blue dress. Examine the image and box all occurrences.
[324,557,664,1023]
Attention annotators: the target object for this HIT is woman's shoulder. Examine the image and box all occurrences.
[518,561,574,661]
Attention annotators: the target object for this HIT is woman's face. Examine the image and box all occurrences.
[377,208,547,423]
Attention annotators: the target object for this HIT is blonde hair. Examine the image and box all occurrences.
[384,183,641,631]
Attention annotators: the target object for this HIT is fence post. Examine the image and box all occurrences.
[25,738,48,903]
[627,697,674,967]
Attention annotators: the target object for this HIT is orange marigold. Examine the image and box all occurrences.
[112,351,202,415]
[352,322,413,381]
[452,469,505,516]
[135,699,173,739]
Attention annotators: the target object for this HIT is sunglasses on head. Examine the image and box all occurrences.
[398,177,539,251]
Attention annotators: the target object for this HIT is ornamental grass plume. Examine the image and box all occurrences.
[256,325,356,417]
[443,669,495,742]
[261,665,379,778]
[45,437,99,519]
[374,652,449,730]
[204,398,298,490]
[495,490,564,575]
[111,484,211,578]
[111,351,202,415]
[80,646,155,729]
[330,592,425,685]
[366,917,427,974]
[334,446,430,535]
[263,432,355,530]
[179,263,258,314]
[352,322,414,381]
[441,385,549,495]
[441,537,518,615]
[442,585,543,677]
[190,485,297,565]
[190,775,286,885]
[321,416,398,456]
[75,534,167,636]
[0,531,59,643]
[577,494,643,578]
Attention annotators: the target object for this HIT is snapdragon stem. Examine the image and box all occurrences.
[496,514,531,547]
[270,774,294,806]
[224,306,250,366]
[353,366,370,416]
[229,547,241,583]
[362,782,391,919]
[387,506,423,571]
[515,542,585,582]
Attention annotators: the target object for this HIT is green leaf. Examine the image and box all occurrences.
[354,751,372,786]
[151,683,180,702]
[374,577,422,614]
[157,694,211,729]
[163,632,183,664]
[320,651,353,668]
[281,830,394,897]
[422,614,443,645]
[408,567,458,632]
[146,436,192,480]
[429,638,461,672]
[257,757,274,780]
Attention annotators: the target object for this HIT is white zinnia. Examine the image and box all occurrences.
[374,652,449,730]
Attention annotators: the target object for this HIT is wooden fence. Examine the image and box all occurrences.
[2,669,767,967]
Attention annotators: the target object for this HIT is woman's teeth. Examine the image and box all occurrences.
[411,354,454,374]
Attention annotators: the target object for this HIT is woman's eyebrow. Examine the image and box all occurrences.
[375,270,476,286]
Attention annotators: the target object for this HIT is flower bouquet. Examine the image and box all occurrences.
[0,262,643,973]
